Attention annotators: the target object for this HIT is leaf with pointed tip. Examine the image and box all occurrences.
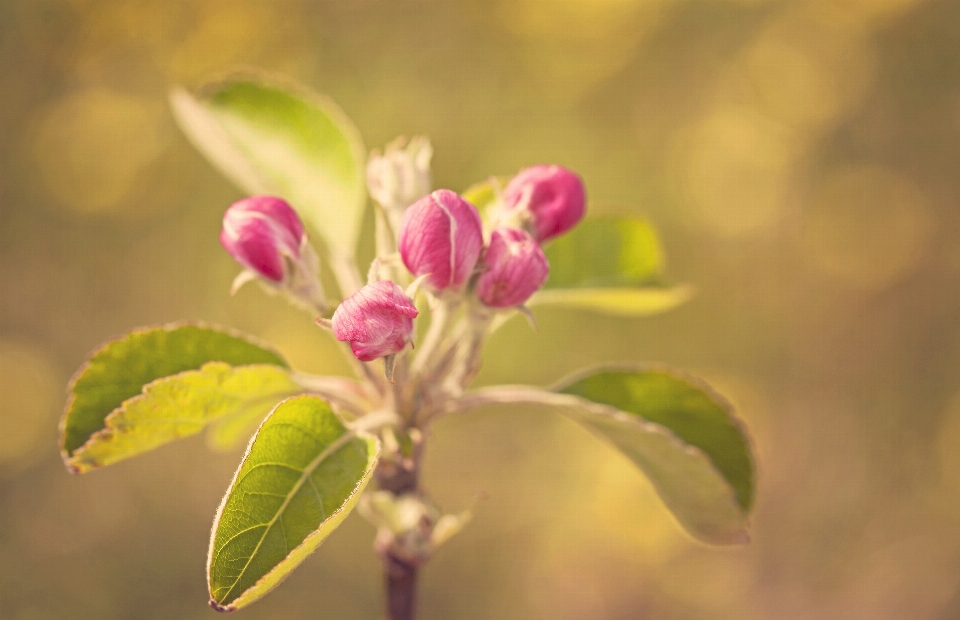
[66,362,299,473]
[531,216,692,317]
[559,368,754,509]
[208,396,379,612]
[170,76,367,257]
[459,367,755,544]
[61,323,289,468]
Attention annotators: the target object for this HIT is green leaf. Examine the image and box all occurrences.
[170,76,367,257]
[544,216,664,288]
[66,363,300,474]
[208,396,379,612]
[532,216,691,317]
[459,367,755,544]
[530,285,694,317]
[462,176,510,219]
[559,368,754,540]
[61,322,288,461]
[206,399,281,453]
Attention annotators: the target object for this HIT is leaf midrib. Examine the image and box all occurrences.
[213,429,357,604]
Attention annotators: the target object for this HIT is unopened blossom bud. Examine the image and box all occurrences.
[367,136,433,221]
[398,189,484,293]
[503,165,586,242]
[220,195,327,312]
[476,228,549,308]
[220,196,305,283]
[332,280,419,362]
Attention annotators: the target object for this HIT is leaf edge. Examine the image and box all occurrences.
[552,362,758,512]
[60,320,290,469]
[205,394,381,612]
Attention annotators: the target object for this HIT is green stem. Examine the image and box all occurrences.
[409,298,458,377]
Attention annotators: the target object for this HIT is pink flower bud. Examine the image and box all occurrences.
[332,280,419,362]
[476,228,549,308]
[398,189,484,292]
[503,165,586,242]
[220,196,305,282]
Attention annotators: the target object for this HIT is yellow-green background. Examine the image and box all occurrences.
[3,0,960,618]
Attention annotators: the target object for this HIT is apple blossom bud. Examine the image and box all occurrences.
[398,189,484,293]
[367,136,433,219]
[332,280,419,362]
[476,228,549,308]
[220,196,305,282]
[220,195,327,312]
[503,165,586,242]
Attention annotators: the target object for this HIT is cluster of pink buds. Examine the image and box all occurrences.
[219,164,585,366]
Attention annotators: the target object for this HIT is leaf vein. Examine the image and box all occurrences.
[214,431,356,604]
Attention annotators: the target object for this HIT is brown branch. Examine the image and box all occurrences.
[384,553,418,620]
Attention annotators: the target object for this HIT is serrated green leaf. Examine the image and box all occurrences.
[67,363,300,474]
[458,368,755,544]
[61,323,288,462]
[170,76,367,257]
[208,396,379,612]
[559,368,755,513]
[532,216,690,317]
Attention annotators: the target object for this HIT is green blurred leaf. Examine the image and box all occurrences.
[560,368,754,532]
[532,216,690,316]
[208,396,379,612]
[459,367,754,544]
[61,323,289,462]
[170,76,367,257]
[462,176,509,219]
[67,363,300,473]
[544,216,664,288]
[530,285,694,317]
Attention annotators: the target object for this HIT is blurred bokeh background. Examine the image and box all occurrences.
[2,0,960,618]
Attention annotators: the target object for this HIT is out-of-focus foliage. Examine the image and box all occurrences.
[3,0,960,619]
[170,79,367,259]
[534,216,694,315]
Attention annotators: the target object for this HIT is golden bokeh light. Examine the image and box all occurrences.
[30,88,168,217]
[589,453,686,562]
[745,16,877,129]
[259,313,355,378]
[812,0,929,26]
[497,0,665,103]
[937,391,960,498]
[169,2,311,81]
[499,0,659,43]
[656,548,757,610]
[0,342,60,473]
[670,106,800,237]
[801,166,934,290]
